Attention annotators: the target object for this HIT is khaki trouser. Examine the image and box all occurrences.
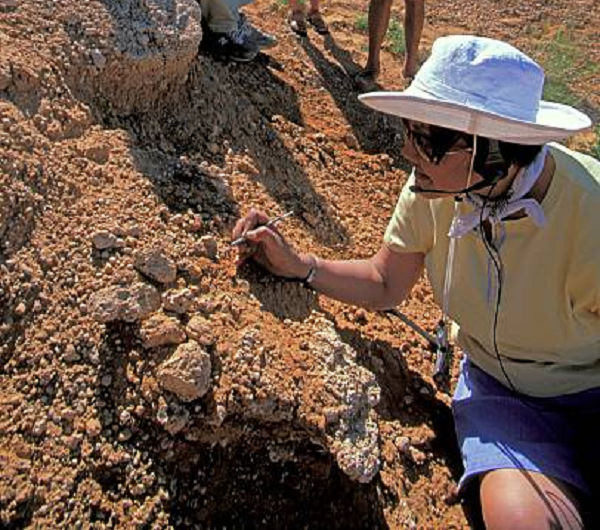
[200,0,252,33]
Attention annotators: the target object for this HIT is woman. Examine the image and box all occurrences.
[232,35,599,527]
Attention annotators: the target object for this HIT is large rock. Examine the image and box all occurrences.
[88,282,161,323]
[92,230,124,250]
[64,0,203,115]
[310,321,381,484]
[210,316,382,484]
[157,341,212,401]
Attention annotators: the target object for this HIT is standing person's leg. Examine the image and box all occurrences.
[288,0,307,35]
[200,0,238,34]
[362,0,393,79]
[307,0,329,34]
[199,0,259,62]
[308,0,321,14]
[403,0,424,80]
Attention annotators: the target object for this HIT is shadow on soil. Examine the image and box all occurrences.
[161,441,388,529]
[299,35,407,164]
[94,320,390,528]
[335,325,464,485]
[237,262,322,321]
[102,52,351,249]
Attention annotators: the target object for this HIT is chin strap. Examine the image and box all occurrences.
[434,135,479,379]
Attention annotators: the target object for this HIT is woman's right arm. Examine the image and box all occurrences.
[302,245,424,310]
[232,209,424,311]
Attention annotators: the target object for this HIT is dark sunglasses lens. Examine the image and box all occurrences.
[410,133,436,163]
[403,121,465,165]
[429,127,464,163]
[403,128,435,162]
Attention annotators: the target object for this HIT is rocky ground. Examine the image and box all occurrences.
[0,0,598,528]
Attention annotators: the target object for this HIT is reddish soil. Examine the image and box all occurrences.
[0,0,597,528]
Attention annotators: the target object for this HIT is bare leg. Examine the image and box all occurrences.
[480,469,584,529]
[403,0,424,79]
[288,0,305,16]
[306,0,328,33]
[363,0,393,78]
[288,0,307,35]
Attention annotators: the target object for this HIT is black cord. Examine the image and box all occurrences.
[475,185,521,395]
[476,188,553,417]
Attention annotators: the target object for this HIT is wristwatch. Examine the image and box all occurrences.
[302,255,318,285]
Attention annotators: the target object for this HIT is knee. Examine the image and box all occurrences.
[480,471,584,530]
[481,487,540,529]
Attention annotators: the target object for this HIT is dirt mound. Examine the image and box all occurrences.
[1,0,597,527]
[64,0,202,115]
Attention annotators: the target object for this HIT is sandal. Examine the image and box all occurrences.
[307,12,329,35]
[288,11,307,36]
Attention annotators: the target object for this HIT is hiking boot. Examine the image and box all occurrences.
[204,24,259,63]
[238,12,277,49]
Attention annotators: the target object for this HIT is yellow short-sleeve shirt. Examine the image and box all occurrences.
[384,143,600,397]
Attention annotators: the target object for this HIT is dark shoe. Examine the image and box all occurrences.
[238,12,277,49]
[204,26,259,62]
[288,11,307,36]
[307,12,329,35]
[353,70,379,92]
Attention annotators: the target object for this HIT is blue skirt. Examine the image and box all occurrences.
[452,359,600,497]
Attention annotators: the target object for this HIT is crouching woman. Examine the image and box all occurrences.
[233,36,599,528]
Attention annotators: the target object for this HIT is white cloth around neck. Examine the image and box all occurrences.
[448,145,548,238]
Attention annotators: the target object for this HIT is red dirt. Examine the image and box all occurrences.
[0,0,597,527]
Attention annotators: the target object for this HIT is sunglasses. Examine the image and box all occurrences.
[402,121,472,165]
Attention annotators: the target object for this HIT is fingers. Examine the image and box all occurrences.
[232,208,270,240]
[235,243,256,265]
[245,225,280,246]
[235,226,281,266]
[232,210,289,269]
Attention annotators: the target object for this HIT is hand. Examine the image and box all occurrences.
[232,209,311,279]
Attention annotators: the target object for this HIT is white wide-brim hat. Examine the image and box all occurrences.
[359,35,592,145]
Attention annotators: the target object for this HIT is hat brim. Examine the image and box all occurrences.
[358,91,592,145]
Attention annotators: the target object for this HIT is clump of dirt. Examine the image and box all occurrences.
[1,0,597,527]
